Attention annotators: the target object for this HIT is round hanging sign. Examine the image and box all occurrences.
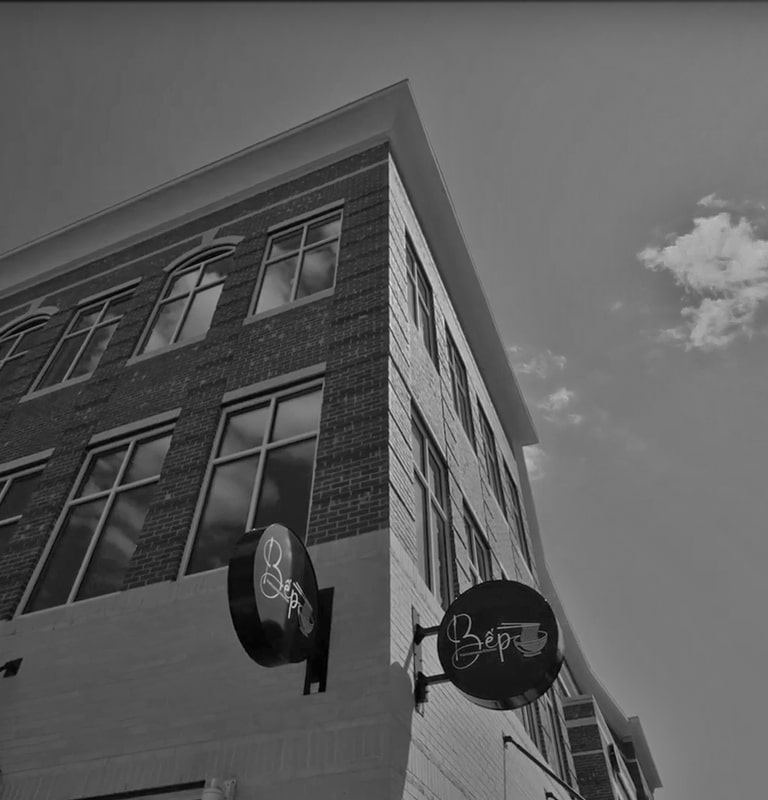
[227,523,319,667]
[436,580,564,710]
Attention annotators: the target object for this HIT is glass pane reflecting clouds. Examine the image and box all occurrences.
[199,264,225,287]
[167,268,199,298]
[103,294,132,321]
[178,284,222,342]
[305,214,341,246]
[26,499,107,612]
[189,456,260,574]
[0,471,42,520]
[76,484,155,600]
[268,230,303,260]
[82,446,128,497]
[124,435,171,484]
[70,323,116,379]
[71,307,101,332]
[253,438,316,537]
[38,331,88,388]
[296,243,336,298]
[255,257,297,313]
[220,404,269,458]
[145,299,185,353]
[272,389,322,441]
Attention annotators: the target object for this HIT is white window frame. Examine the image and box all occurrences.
[180,378,324,576]
[0,315,49,380]
[446,329,475,445]
[249,207,343,317]
[19,423,174,614]
[134,246,234,357]
[0,457,48,565]
[411,411,452,608]
[405,236,438,364]
[28,285,136,394]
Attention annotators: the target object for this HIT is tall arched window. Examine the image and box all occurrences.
[138,247,234,355]
[0,315,50,386]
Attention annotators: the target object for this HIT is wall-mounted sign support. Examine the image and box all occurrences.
[412,608,451,712]
[303,586,334,694]
[502,734,587,800]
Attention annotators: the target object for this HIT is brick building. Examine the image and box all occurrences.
[0,82,661,800]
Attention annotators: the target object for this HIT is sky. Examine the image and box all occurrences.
[2,3,768,798]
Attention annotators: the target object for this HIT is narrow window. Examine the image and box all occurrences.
[478,405,505,512]
[463,505,493,584]
[503,462,532,567]
[0,317,49,387]
[34,291,133,391]
[405,238,438,363]
[0,461,46,566]
[185,381,323,574]
[446,329,475,444]
[24,425,173,612]
[411,411,452,608]
[139,248,232,355]
[252,209,342,315]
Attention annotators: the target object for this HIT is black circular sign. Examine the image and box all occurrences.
[436,580,564,710]
[227,523,319,667]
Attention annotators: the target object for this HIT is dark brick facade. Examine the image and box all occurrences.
[0,144,391,619]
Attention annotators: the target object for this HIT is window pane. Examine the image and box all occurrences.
[144,298,185,353]
[428,454,443,504]
[200,261,226,287]
[76,484,156,601]
[123,434,171,484]
[434,513,451,608]
[268,230,303,260]
[70,323,117,378]
[26,498,107,612]
[188,455,260,574]
[82,446,129,497]
[18,322,48,352]
[305,214,341,246]
[414,480,430,588]
[167,268,200,299]
[411,423,425,471]
[296,243,337,298]
[252,438,317,537]
[0,520,18,567]
[271,388,322,441]
[220,404,270,458]
[0,471,42,520]
[103,294,132,321]
[37,331,89,388]
[71,306,102,332]
[177,284,222,342]
[255,256,298,313]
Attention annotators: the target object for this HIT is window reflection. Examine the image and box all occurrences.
[140,250,231,355]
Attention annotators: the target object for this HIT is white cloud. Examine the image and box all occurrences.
[697,193,767,213]
[609,301,624,312]
[507,345,566,379]
[523,444,546,481]
[535,387,584,426]
[638,211,768,351]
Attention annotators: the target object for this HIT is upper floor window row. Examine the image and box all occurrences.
[3,207,344,397]
[406,237,438,365]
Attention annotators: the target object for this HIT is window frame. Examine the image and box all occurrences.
[478,404,505,512]
[446,328,475,446]
[503,462,532,568]
[135,246,234,357]
[0,459,47,567]
[180,378,325,577]
[405,236,438,364]
[411,410,452,608]
[0,315,49,383]
[249,207,344,317]
[19,422,175,614]
[463,503,493,585]
[29,285,136,394]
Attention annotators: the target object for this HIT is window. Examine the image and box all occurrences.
[478,406,505,511]
[446,330,474,445]
[252,209,342,315]
[463,505,493,585]
[185,381,323,575]
[503,463,531,567]
[24,426,173,612]
[0,462,45,566]
[405,238,437,363]
[411,412,452,608]
[33,291,133,391]
[139,248,232,355]
[0,317,49,386]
